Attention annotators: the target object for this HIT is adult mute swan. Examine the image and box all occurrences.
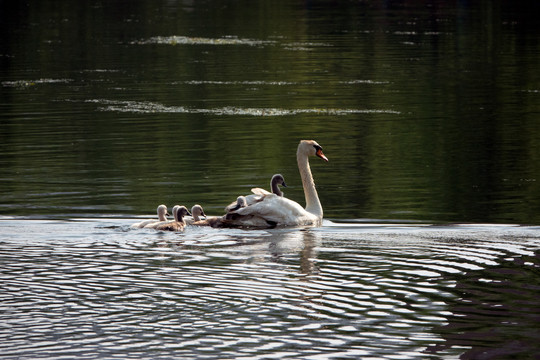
[155,206,191,232]
[228,140,328,227]
[131,204,169,228]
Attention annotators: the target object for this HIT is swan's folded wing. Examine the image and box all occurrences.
[251,187,271,196]
[232,195,310,225]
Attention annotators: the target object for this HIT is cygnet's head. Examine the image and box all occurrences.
[272,174,287,188]
[191,204,206,221]
[175,206,191,221]
[157,204,170,218]
[271,174,287,196]
[236,196,247,208]
[171,205,180,217]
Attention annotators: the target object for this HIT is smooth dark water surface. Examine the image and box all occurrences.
[1,1,540,359]
[1,0,539,223]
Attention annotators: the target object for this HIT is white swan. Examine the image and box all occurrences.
[225,173,287,212]
[131,204,169,228]
[228,140,328,228]
[183,204,207,225]
[155,206,191,232]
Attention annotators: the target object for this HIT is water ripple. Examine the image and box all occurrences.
[132,35,332,52]
[132,35,275,47]
[1,219,539,359]
[1,78,72,88]
[86,99,401,116]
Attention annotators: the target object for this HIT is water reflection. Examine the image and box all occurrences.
[427,249,540,359]
[87,98,400,115]
[1,218,540,358]
[1,2,540,359]
[133,35,274,46]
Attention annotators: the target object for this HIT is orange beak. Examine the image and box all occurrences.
[316,148,329,162]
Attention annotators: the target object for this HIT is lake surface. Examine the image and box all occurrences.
[1,0,539,223]
[1,218,540,359]
[1,1,540,359]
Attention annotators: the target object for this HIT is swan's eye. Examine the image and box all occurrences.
[313,145,328,162]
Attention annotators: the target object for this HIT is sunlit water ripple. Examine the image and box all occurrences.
[1,218,539,359]
[86,99,400,116]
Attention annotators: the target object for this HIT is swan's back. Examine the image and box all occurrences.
[231,194,319,226]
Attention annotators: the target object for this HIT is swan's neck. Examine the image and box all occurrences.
[271,181,283,197]
[297,152,322,217]
[158,211,167,221]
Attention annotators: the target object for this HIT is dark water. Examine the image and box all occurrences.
[1,0,539,223]
[1,1,540,359]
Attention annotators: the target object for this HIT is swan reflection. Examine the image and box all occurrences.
[266,229,320,276]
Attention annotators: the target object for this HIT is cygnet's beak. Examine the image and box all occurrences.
[282,181,288,188]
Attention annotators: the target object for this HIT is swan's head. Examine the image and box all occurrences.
[175,206,191,221]
[271,174,287,196]
[157,204,170,217]
[191,204,206,220]
[271,174,287,188]
[298,140,328,162]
